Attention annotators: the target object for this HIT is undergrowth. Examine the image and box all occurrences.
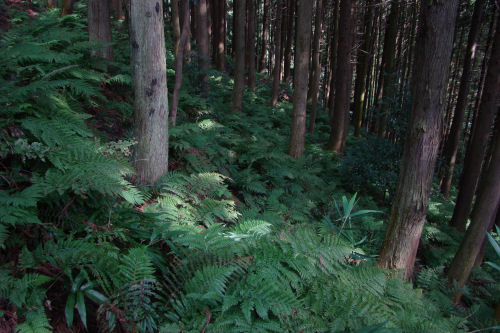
[0,4,498,333]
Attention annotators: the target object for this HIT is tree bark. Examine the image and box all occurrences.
[129,0,169,185]
[440,0,486,199]
[171,0,181,56]
[448,125,500,303]
[170,0,190,127]
[47,0,57,9]
[111,0,125,20]
[195,0,210,93]
[258,0,270,73]
[283,0,295,83]
[88,0,114,60]
[61,0,74,16]
[246,0,256,90]
[378,0,458,280]
[307,0,324,134]
[213,0,226,71]
[353,0,374,137]
[327,0,339,120]
[232,0,246,112]
[288,0,313,158]
[450,17,500,232]
[327,0,354,154]
[270,1,283,107]
[375,0,399,137]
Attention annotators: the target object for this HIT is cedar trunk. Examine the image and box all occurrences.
[270,1,283,107]
[61,0,74,16]
[283,0,295,83]
[170,0,190,126]
[307,0,324,133]
[288,0,313,158]
[129,0,169,185]
[378,0,458,279]
[246,0,256,90]
[231,0,246,112]
[450,17,500,232]
[448,125,500,302]
[353,0,374,137]
[327,0,354,154]
[195,0,210,92]
[440,0,486,198]
[88,0,114,60]
[258,0,270,73]
[171,0,181,55]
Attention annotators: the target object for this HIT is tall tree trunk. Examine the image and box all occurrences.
[288,0,313,158]
[61,0,74,16]
[129,0,169,184]
[378,0,458,279]
[171,0,181,55]
[327,0,354,154]
[247,0,256,90]
[195,0,210,93]
[232,0,246,112]
[213,0,225,71]
[111,0,124,20]
[448,124,500,303]
[450,16,500,232]
[307,0,324,134]
[47,0,57,9]
[283,0,295,83]
[327,0,340,120]
[270,1,283,107]
[375,0,400,137]
[440,0,486,199]
[258,0,270,73]
[88,0,114,60]
[170,0,190,127]
[353,0,374,137]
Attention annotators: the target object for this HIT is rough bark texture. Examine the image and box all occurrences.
[378,0,458,280]
[170,0,190,127]
[307,0,324,133]
[270,0,283,107]
[111,0,124,20]
[195,0,210,92]
[231,0,246,112]
[440,0,486,198]
[327,0,339,120]
[88,0,114,60]
[246,0,256,90]
[327,0,354,154]
[448,126,500,302]
[375,0,399,137]
[213,0,226,71]
[450,19,500,232]
[288,0,313,158]
[353,0,374,137]
[258,0,270,73]
[61,0,74,16]
[129,0,169,185]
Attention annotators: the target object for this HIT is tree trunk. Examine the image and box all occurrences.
[61,0,74,16]
[213,0,225,71]
[327,0,339,120]
[353,0,374,137]
[450,18,500,232]
[270,1,283,107]
[440,0,486,199]
[378,0,458,279]
[375,0,399,137]
[246,0,256,90]
[111,0,124,20]
[171,0,181,56]
[129,0,169,185]
[258,0,270,73]
[232,0,246,112]
[307,0,324,134]
[327,0,354,154]
[283,0,295,83]
[195,0,210,93]
[170,0,190,127]
[88,0,113,60]
[288,0,313,158]
[448,125,500,303]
